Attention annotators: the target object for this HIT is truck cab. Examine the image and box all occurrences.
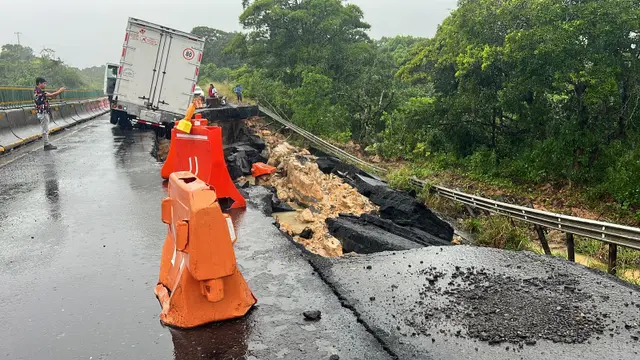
[104,63,118,104]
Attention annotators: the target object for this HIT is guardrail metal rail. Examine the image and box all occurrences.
[258,102,640,275]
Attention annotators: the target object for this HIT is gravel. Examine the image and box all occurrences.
[406,266,609,346]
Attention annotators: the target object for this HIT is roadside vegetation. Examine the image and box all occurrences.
[190,0,640,283]
[194,0,639,217]
[0,44,104,89]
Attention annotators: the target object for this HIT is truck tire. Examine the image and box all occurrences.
[164,122,174,140]
[110,111,119,125]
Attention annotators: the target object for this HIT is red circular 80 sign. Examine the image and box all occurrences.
[183,48,195,61]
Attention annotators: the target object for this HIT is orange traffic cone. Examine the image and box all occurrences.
[154,171,256,328]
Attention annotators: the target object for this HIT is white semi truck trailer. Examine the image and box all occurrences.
[109,18,205,132]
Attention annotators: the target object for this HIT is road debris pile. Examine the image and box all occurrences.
[257,141,378,257]
[225,143,268,180]
[157,115,454,257]
[242,117,455,256]
[315,155,455,252]
[407,266,609,347]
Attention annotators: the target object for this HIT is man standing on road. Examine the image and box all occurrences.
[34,77,65,151]
[233,85,243,104]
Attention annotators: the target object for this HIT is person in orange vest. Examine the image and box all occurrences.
[34,77,65,151]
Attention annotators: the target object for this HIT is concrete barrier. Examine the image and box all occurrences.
[67,103,84,123]
[74,102,90,119]
[89,100,102,116]
[5,108,40,143]
[0,110,22,152]
[59,103,78,124]
[49,105,69,127]
[0,98,109,153]
[82,101,95,117]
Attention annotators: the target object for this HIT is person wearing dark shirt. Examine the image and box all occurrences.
[33,77,65,151]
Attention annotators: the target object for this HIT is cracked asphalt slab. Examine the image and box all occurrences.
[309,246,640,360]
[0,116,389,360]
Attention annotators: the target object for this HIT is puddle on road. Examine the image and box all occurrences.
[273,210,308,234]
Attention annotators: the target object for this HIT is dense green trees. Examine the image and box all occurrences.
[0,44,101,89]
[394,0,640,206]
[199,0,640,209]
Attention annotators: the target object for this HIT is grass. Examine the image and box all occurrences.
[462,215,534,251]
[385,163,640,285]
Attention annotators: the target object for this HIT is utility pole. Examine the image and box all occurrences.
[14,32,22,45]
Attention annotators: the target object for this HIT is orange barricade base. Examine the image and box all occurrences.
[155,172,256,328]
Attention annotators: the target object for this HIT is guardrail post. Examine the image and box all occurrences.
[608,244,617,275]
[566,233,575,262]
[534,224,552,255]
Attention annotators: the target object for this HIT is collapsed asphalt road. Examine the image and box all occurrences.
[0,117,389,360]
[2,116,640,360]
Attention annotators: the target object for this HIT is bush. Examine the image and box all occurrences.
[600,140,640,208]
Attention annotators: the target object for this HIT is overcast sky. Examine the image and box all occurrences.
[0,0,456,69]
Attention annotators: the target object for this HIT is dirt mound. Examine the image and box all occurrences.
[260,142,378,257]
[408,266,607,346]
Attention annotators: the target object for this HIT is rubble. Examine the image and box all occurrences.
[327,213,451,253]
[351,174,454,242]
[327,215,424,253]
[258,141,378,257]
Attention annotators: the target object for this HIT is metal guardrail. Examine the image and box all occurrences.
[0,86,103,110]
[410,179,640,251]
[258,103,640,256]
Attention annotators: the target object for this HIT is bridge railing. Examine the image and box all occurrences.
[0,86,103,110]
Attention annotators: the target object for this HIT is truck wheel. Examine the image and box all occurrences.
[164,122,174,140]
[110,111,119,125]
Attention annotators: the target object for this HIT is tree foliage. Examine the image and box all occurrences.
[393,0,640,205]
[0,44,98,89]
[190,27,243,68]
[202,0,640,208]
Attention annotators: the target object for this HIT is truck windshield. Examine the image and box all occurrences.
[108,66,118,78]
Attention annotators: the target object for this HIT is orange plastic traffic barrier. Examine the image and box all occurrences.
[161,126,246,209]
[154,171,257,328]
[192,113,208,127]
[251,162,277,178]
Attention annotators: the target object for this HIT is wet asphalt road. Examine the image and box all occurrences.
[0,116,390,360]
[311,247,640,360]
[4,115,640,360]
